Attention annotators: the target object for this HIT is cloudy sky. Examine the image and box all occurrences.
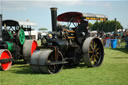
[0,0,128,30]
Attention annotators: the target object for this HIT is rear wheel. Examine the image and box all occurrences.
[18,29,25,45]
[82,37,104,67]
[23,40,38,63]
[0,50,12,71]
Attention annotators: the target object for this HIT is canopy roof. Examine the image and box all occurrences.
[2,20,37,26]
[57,12,108,22]
[2,20,19,26]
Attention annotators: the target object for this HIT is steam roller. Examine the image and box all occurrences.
[30,7,106,74]
[0,14,38,71]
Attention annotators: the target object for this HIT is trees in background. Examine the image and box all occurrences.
[39,28,48,31]
[90,20,123,32]
[38,20,123,33]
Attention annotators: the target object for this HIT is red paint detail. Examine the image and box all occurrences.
[31,40,38,56]
[57,12,83,22]
[0,50,12,71]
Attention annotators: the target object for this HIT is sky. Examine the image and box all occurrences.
[0,0,128,31]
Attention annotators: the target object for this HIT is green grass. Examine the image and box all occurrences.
[0,48,128,85]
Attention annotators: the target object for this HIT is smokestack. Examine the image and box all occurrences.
[0,14,2,40]
[50,7,57,32]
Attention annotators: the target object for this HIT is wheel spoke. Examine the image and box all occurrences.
[90,55,96,65]
[92,41,95,48]
[90,43,94,50]
[90,55,93,59]
[94,42,97,49]
[96,52,99,55]
[94,56,98,63]
[91,60,95,65]
[89,51,93,54]
[90,55,93,61]
[95,55,99,59]
[96,48,99,52]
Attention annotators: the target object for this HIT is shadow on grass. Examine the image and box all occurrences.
[111,48,128,54]
[0,60,27,71]
[111,57,128,59]
[10,65,34,74]
[10,63,88,74]
[109,48,128,59]
[64,64,88,69]
[0,67,3,71]
[11,66,49,75]
[13,60,27,64]
[13,65,29,68]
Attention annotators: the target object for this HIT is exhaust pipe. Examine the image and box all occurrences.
[50,7,57,32]
[0,14,2,40]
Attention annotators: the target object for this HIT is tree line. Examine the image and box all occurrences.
[38,20,123,33]
[89,20,123,32]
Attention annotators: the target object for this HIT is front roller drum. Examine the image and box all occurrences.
[23,40,38,63]
[82,37,104,67]
[30,49,64,74]
[0,49,12,71]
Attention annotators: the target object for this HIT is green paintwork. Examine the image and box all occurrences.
[18,29,25,45]
[8,32,13,39]
[6,42,14,51]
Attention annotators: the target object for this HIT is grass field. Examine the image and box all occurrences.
[0,48,128,85]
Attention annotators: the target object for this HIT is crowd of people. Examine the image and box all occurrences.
[101,30,128,48]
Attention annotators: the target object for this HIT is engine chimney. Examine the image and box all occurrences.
[0,14,2,40]
[50,7,57,32]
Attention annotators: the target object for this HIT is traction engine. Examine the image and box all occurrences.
[30,8,107,74]
[0,15,38,71]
